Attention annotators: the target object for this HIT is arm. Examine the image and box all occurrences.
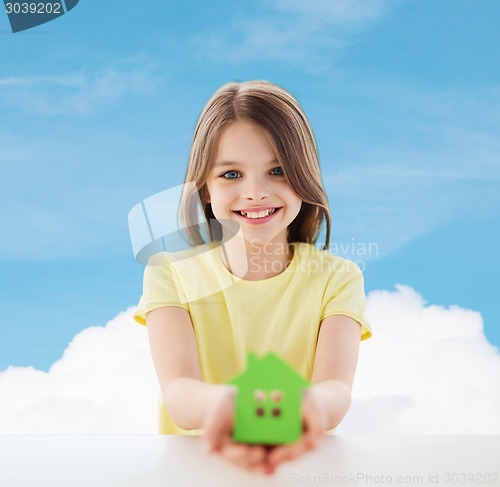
[276,314,360,446]
[309,314,361,430]
[265,314,362,471]
[146,306,231,430]
[149,307,268,473]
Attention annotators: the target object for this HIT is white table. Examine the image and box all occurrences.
[0,435,498,487]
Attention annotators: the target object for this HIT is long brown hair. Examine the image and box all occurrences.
[179,80,331,250]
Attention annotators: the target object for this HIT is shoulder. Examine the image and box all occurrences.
[146,242,214,266]
[292,242,362,277]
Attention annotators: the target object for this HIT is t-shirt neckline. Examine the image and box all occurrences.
[212,241,299,286]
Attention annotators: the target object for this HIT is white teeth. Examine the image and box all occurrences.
[240,208,276,219]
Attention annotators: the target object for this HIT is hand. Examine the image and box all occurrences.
[202,386,273,475]
[202,385,329,475]
[266,387,330,470]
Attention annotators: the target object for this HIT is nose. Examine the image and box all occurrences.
[241,175,270,201]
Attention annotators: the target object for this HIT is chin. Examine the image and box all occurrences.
[243,229,288,243]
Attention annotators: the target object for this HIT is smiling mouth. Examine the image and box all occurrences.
[233,207,282,219]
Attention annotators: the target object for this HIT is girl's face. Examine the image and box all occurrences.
[206,121,302,245]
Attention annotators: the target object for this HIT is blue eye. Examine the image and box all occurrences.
[221,167,284,179]
[222,170,240,179]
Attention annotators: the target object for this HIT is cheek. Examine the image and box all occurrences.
[291,201,302,218]
[284,190,302,210]
[207,184,234,209]
[206,182,220,202]
[215,183,236,200]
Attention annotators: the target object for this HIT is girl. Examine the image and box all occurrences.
[134,80,372,475]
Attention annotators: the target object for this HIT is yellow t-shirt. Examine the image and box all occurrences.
[133,241,372,435]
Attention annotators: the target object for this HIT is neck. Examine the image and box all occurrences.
[218,231,293,280]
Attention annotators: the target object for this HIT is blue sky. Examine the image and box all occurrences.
[0,0,499,371]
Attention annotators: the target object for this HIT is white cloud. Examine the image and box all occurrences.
[0,308,160,433]
[339,285,500,434]
[0,285,498,434]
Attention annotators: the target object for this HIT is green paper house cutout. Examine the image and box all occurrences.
[228,352,310,445]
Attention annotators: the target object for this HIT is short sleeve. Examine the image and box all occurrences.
[321,261,372,341]
[133,252,189,326]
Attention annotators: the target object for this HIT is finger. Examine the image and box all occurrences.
[249,463,275,476]
[268,442,302,467]
[303,410,323,450]
[240,462,272,476]
[203,420,226,453]
[220,441,249,462]
[220,448,250,472]
[247,445,266,464]
[221,442,269,474]
[267,446,288,466]
[245,446,274,475]
[236,444,266,468]
[203,408,233,453]
[203,427,227,454]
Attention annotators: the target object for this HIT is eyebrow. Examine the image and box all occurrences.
[214,159,278,169]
